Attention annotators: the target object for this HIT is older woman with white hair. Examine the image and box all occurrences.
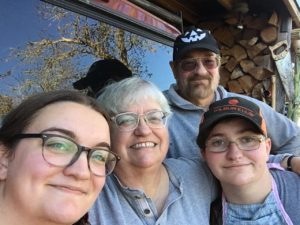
[89,77,218,225]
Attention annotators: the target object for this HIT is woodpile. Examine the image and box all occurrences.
[198,10,292,111]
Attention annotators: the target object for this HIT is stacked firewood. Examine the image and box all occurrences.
[199,10,288,109]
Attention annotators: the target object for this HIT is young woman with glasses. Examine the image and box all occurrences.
[0,90,120,225]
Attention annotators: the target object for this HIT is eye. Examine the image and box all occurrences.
[208,137,225,147]
[202,58,217,68]
[90,150,109,164]
[147,111,164,124]
[181,59,196,70]
[116,114,136,127]
[45,137,77,154]
[239,136,257,144]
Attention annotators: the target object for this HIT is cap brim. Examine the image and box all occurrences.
[198,113,265,148]
[174,44,220,61]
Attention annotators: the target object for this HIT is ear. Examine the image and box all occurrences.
[264,137,272,156]
[169,61,178,79]
[201,149,207,161]
[0,147,9,180]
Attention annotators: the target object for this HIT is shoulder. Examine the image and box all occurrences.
[164,157,215,183]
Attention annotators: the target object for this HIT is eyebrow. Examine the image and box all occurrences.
[40,127,111,148]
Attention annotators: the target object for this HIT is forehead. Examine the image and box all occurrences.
[122,98,163,113]
[209,117,259,135]
[26,102,108,133]
[180,49,216,60]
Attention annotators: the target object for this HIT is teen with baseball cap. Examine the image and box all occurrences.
[198,97,300,225]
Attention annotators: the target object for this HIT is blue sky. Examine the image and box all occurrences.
[0,0,175,94]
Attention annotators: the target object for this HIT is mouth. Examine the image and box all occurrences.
[130,142,156,149]
[49,184,87,195]
[224,163,250,169]
[190,78,210,85]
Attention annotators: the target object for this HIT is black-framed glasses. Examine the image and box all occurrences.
[205,135,265,153]
[177,56,220,72]
[111,110,169,132]
[13,133,120,176]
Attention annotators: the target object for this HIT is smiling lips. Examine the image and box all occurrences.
[131,142,156,149]
[50,184,87,195]
[224,163,250,169]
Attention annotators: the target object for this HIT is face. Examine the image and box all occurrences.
[110,98,169,172]
[0,102,110,224]
[170,49,220,105]
[202,118,271,188]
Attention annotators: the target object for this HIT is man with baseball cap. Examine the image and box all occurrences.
[164,26,300,162]
[197,97,300,225]
[73,59,132,98]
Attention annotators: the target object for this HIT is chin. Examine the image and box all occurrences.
[49,210,84,225]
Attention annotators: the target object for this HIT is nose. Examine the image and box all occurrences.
[63,152,90,179]
[134,116,152,136]
[226,142,243,160]
[194,60,208,74]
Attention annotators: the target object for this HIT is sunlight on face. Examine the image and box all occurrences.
[172,50,220,105]
[110,98,169,171]
[203,118,271,187]
[2,102,110,224]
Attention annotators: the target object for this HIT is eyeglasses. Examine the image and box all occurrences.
[177,56,220,72]
[111,110,168,131]
[13,133,120,176]
[205,135,265,153]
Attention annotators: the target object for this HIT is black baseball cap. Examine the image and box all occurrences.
[197,97,267,148]
[173,27,220,61]
[73,59,132,97]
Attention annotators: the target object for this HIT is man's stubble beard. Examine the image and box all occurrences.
[188,74,219,101]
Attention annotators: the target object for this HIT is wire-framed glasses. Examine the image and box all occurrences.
[177,56,220,72]
[13,133,120,176]
[111,110,168,131]
[205,135,265,153]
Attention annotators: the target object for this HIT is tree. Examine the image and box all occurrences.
[1,2,159,114]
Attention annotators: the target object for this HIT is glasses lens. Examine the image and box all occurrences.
[145,111,167,128]
[206,135,263,152]
[179,57,218,72]
[114,113,137,131]
[180,58,197,71]
[89,149,117,176]
[206,137,227,152]
[237,136,261,151]
[202,57,218,69]
[42,136,77,166]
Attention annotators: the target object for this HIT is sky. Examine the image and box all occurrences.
[0,0,175,94]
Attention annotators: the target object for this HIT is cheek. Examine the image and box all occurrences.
[92,177,105,196]
[110,131,128,154]
[204,153,223,173]
[9,149,56,184]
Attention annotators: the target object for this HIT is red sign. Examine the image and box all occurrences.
[80,0,181,38]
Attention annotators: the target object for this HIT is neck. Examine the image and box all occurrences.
[222,170,273,204]
[114,165,169,214]
[191,94,215,107]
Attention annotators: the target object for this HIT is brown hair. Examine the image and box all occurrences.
[0,90,108,154]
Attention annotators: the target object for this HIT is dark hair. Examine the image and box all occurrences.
[73,59,132,98]
[0,90,108,152]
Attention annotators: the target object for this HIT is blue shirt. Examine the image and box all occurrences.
[89,157,217,225]
[164,84,300,158]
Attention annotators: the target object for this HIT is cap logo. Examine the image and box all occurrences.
[228,99,239,105]
[181,28,206,43]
